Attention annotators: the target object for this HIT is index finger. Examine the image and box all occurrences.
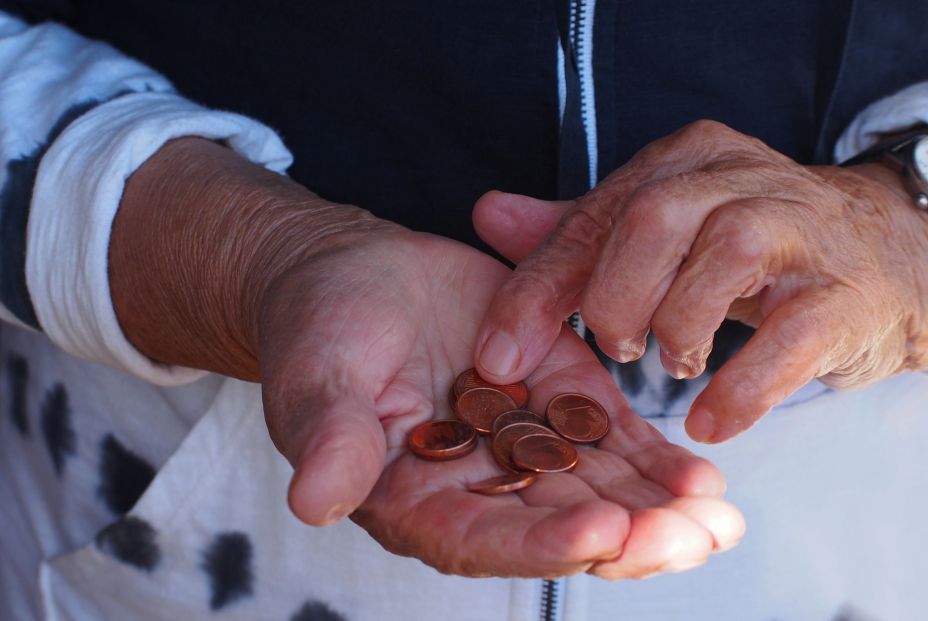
[473,172,644,385]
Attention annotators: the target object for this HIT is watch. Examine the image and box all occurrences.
[839,130,928,210]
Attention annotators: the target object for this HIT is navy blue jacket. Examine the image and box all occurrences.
[5,0,928,251]
[3,0,927,404]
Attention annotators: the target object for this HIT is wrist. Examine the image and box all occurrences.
[842,162,912,205]
[834,163,928,370]
[110,136,395,380]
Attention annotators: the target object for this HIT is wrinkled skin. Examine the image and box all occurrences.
[473,120,928,443]
[258,231,744,578]
[113,137,744,580]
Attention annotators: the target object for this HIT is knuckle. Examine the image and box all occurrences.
[555,205,612,249]
[704,208,769,265]
[501,268,561,316]
[821,345,893,389]
[679,118,732,141]
[623,182,684,239]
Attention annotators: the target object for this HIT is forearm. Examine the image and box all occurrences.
[110,137,396,380]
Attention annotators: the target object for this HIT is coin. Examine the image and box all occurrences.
[454,387,517,435]
[467,473,535,495]
[453,368,529,408]
[546,393,609,444]
[492,409,546,436]
[492,422,558,472]
[511,433,578,473]
[407,419,477,461]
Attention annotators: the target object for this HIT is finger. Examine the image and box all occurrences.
[661,497,746,552]
[474,199,611,384]
[472,191,571,263]
[650,199,781,379]
[597,436,728,498]
[286,392,388,526]
[580,168,771,363]
[358,484,630,577]
[686,287,850,443]
[576,441,726,508]
[588,507,714,579]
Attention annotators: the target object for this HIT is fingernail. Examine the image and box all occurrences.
[479,330,522,377]
[660,350,697,380]
[664,359,695,380]
[322,503,351,526]
[612,339,646,363]
[686,407,715,443]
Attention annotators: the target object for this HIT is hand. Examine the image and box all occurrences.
[473,120,928,443]
[110,137,743,578]
[260,230,743,578]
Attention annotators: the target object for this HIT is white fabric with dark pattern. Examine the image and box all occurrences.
[7,322,926,620]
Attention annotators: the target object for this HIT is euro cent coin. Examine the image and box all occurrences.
[407,420,477,461]
[492,422,558,472]
[491,409,546,436]
[454,387,517,435]
[467,473,536,495]
[453,368,529,409]
[545,393,609,443]
[511,434,579,473]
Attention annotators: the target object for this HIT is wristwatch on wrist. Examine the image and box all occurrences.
[839,130,928,210]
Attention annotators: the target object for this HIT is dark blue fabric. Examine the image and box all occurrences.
[64,0,561,255]
[0,99,102,328]
[816,0,928,161]
[598,0,852,172]
[0,2,925,241]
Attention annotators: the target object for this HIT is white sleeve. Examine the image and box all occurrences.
[834,82,928,162]
[0,12,292,385]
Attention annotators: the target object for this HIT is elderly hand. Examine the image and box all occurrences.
[473,120,928,443]
[109,137,743,579]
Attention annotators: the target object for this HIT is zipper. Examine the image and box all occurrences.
[542,3,598,619]
[568,0,599,189]
[539,577,563,621]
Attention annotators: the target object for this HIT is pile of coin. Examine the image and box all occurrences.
[407,369,610,496]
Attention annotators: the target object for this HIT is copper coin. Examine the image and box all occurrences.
[546,393,610,443]
[492,422,558,472]
[453,368,529,408]
[454,387,517,435]
[407,420,477,461]
[467,473,536,495]
[511,434,578,473]
[492,409,546,436]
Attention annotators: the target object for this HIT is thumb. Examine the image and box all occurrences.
[472,190,571,262]
[283,392,387,526]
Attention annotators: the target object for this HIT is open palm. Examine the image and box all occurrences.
[257,230,743,579]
